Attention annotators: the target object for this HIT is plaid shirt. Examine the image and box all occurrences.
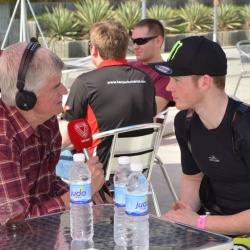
[0,100,69,218]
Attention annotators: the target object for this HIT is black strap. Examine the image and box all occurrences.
[185,109,195,152]
[17,41,41,91]
[185,103,249,161]
[199,175,226,215]
[231,102,249,162]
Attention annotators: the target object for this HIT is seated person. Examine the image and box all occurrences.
[150,36,250,244]
[130,18,175,115]
[0,40,104,218]
[58,20,156,179]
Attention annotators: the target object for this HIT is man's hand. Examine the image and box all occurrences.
[85,156,104,195]
[60,192,70,210]
[161,200,199,227]
[92,192,113,204]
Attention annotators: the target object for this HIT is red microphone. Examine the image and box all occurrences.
[67,118,106,202]
[67,119,93,158]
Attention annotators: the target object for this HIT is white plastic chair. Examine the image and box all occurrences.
[92,123,163,216]
[234,40,250,96]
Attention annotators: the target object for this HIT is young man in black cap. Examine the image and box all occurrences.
[150,36,250,240]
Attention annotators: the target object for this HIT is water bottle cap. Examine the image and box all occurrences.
[118,156,130,164]
[73,153,85,162]
[130,163,143,172]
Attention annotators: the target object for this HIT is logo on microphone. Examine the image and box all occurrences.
[74,122,89,139]
[68,118,93,150]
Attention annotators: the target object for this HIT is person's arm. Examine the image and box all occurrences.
[180,173,203,211]
[0,152,68,217]
[59,119,71,148]
[0,115,71,218]
[60,191,70,210]
[160,172,202,220]
[162,172,250,235]
[155,96,169,116]
[205,210,250,235]
[163,199,250,235]
[154,76,173,115]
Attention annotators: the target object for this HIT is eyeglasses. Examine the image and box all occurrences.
[131,36,158,45]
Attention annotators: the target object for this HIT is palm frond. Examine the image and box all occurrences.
[179,3,213,32]
[240,4,250,28]
[74,0,114,35]
[147,4,179,33]
[43,4,81,45]
[217,4,242,30]
[113,2,141,35]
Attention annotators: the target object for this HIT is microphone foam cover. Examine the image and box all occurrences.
[67,119,93,152]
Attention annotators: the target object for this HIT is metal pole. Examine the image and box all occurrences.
[1,0,48,49]
[20,0,29,42]
[1,0,20,49]
[26,0,48,48]
[141,0,146,20]
[213,0,219,42]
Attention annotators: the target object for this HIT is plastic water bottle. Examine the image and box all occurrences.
[71,239,94,250]
[69,153,93,241]
[114,156,131,246]
[125,163,149,249]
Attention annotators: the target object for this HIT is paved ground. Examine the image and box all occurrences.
[62,46,250,216]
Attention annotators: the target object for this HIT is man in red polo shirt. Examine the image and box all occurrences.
[59,20,156,176]
[130,18,174,115]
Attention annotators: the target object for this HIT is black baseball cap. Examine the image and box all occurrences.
[149,36,227,76]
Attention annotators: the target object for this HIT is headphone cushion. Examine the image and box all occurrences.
[15,90,37,111]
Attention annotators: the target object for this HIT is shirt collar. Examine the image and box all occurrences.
[97,59,128,69]
[1,100,56,141]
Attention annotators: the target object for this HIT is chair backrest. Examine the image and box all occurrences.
[236,40,250,72]
[92,123,162,181]
[155,108,170,147]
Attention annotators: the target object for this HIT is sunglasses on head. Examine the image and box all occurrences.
[131,36,158,45]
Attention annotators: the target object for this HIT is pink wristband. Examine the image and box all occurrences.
[197,215,207,230]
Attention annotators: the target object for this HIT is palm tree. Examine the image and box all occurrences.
[240,4,250,28]
[74,0,114,37]
[217,4,242,30]
[43,4,81,47]
[113,2,141,36]
[178,3,213,32]
[147,4,179,33]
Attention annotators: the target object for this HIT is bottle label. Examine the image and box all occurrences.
[70,183,92,204]
[114,185,125,207]
[125,194,148,216]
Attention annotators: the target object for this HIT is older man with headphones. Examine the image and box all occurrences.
[0,40,104,218]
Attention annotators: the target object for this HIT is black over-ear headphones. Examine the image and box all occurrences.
[16,40,41,111]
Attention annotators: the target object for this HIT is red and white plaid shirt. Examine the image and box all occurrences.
[0,100,69,218]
